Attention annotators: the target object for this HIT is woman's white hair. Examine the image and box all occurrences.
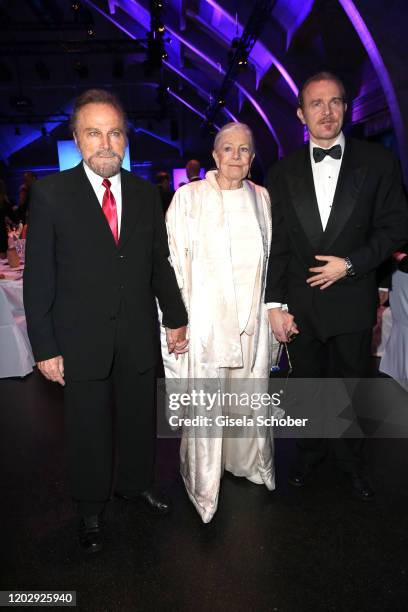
[213,122,254,153]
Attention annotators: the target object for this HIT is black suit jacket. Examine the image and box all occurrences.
[23,163,187,380]
[265,138,408,338]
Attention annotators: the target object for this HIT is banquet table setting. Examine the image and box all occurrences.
[0,239,35,378]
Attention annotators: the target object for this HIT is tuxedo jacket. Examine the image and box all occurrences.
[265,138,408,338]
[23,163,187,380]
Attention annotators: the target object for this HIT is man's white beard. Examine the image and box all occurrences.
[87,153,123,178]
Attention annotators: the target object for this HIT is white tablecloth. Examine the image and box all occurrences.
[0,259,35,378]
[380,270,408,390]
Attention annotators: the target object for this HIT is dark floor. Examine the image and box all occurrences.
[1,369,408,612]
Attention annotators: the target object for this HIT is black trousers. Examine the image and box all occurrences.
[288,327,372,473]
[63,306,156,516]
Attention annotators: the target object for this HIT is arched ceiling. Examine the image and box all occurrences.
[0,0,406,178]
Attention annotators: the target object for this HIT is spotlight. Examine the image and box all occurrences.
[10,95,33,111]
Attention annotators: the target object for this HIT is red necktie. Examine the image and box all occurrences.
[102,178,119,244]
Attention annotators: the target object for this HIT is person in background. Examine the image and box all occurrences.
[17,171,37,223]
[0,192,7,257]
[0,179,17,256]
[0,179,18,224]
[185,159,201,182]
[156,170,174,214]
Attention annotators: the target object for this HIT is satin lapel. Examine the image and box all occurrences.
[69,163,118,248]
[287,146,323,251]
[243,180,266,252]
[320,140,367,251]
[118,169,142,250]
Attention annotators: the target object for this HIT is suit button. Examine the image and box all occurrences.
[118,254,125,260]
[118,285,124,290]
[110,315,117,321]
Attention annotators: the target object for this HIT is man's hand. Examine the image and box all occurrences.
[307,255,347,290]
[37,355,65,386]
[166,326,188,359]
[267,308,299,343]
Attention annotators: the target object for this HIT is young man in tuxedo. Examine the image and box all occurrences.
[24,90,188,552]
[265,72,408,500]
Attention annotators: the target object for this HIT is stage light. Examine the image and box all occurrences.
[10,95,33,111]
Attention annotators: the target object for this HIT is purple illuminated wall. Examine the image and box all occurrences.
[339,0,408,180]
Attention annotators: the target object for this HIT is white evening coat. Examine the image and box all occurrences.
[161,170,279,522]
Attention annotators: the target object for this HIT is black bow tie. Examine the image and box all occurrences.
[312,144,342,163]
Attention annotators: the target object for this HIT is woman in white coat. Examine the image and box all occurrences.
[162,122,279,522]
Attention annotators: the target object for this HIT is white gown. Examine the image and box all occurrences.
[161,172,278,522]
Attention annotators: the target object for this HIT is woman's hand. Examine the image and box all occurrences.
[267,308,299,343]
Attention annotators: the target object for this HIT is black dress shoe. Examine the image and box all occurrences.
[288,463,312,487]
[78,515,103,554]
[349,472,375,502]
[115,489,171,515]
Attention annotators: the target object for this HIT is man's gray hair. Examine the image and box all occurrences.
[213,122,254,153]
[70,88,128,133]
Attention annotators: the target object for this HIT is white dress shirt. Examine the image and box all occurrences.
[83,162,122,235]
[266,132,345,310]
[310,131,345,231]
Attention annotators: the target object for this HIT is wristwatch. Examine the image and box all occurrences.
[344,257,355,277]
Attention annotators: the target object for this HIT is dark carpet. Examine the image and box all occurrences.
[1,369,408,612]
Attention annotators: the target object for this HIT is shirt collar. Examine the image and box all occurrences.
[83,161,121,189]
[309,131,345,157]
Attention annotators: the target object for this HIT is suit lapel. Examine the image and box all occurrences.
[288,146,324,251]
[320,139,367,251]
[118,168,142,250]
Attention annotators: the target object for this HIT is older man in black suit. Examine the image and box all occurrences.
[24,90,188,553]
[266,72,408,500]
